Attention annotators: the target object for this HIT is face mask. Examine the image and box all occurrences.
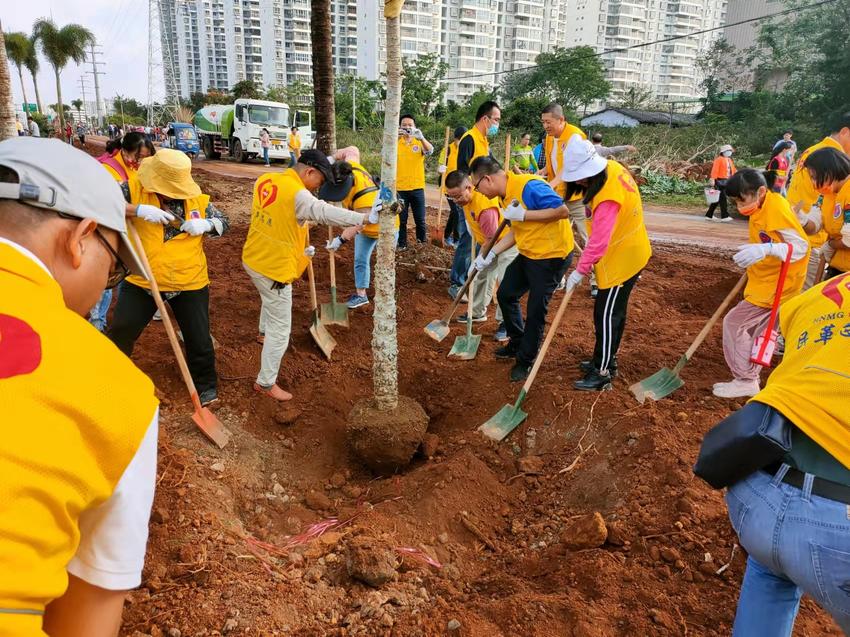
[737,199,759,215]
[487,122,499,137]
[722,151,732,157]
[818,185,834,195]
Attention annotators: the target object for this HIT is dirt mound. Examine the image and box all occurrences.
[347,396,429,473]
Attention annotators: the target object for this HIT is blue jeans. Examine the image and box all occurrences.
[397,189,426,246]
[262,147,269,164]
[727,466,850,635]
[449,212,470,286]
[89,289,113,332]
[354,232,398,290]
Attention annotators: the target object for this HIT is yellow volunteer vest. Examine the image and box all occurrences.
[500,172,574,260]
[787,137,842,248]
[288,132,301,151]
[0,244,157,631]
[125,184,212,292]
[822,179,850,273]
[744,191,809,308]
[463,190,506,246]
[242,168,310,283]
[588,160,652,288]
[101,150,138,190]
[755,272,850,468]
[396,138,426,191]
[446,140,460,175]
[339,162,398,239]
[458,126,490,172]
[545,123,587,200]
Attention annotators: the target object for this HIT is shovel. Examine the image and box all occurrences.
[431,126,452,246]
[448,235,481,359]
[629,273,747,404]
[306,243,337,359]
[127,224,231,449]
[424,217,511,342]
[480,286,577,441]
[320,226,349,327]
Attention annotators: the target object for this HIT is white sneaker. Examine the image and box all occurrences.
[720,217,733,223]
[712,378,760,399]
[556,276,566,291]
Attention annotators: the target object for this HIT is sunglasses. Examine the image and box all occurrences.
[57,212,129,288]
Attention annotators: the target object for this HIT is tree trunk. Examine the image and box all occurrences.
[371,13,402,410]
[16,69,30,119]
[0,29,18,141]
[310,0,335,155]
[54,69,65,141]
[31,72,43,114]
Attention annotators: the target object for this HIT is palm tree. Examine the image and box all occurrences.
[32,18,93,141]
[5,32,32,116]
[0,25,18,140]
[26,34,42,113]
[71,97,83,123]
[309,0,335,154]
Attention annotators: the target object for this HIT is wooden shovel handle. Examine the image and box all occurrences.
[127,223,201,410]
[504,132,511,169]
[441,218,510,322]
[522,285,575,393]
[436,125,451,228]
[328,226,337,288]
[305,226,318,311]
[682,273,748,362]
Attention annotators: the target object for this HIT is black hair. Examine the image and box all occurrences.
[399,114,415,124]
[826,111,850,135]
[783,129,793,136]
[474,101,500,122]
[453,126,467,140]
[105,131,155,156]
[725,168,767,199]
[541,102,563,118]
[591,132,603,143]
[291,126,298,131]
[565,167,609,205]
[331,160,354,183]
[803,147,850,189]
[444,170,469,190]
[262,127,269,133]
[769,141,793,160]
[469,155,502,179]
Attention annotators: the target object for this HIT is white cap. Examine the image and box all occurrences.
[0,137,145,276]
[719,144,734,154]
[561,134,608,182]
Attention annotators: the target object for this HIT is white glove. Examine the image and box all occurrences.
[733,242,789,268]
[367,199,383,225]
[326,237,343,251]
[180,218,213,236]
[822,241,836,264]
[137,204,176,225]
[412,128,425,141]
[565,270,585,292]
[841,222,850,247]
[503,201,526,222]
[304,245,316,257]
[798,205,823,232]
[472,251,497,272]
[437,165,447,174]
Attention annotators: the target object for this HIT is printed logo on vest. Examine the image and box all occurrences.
[821,273,850,308]
[758,231,772,244]
[257,178,278,209]
[412,145,420,153]
[585,206,592,219]
[189,209,201,220]
[0,314,42,379]
[835,204,843,219]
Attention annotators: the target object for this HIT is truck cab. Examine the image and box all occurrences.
[162,122,200,158]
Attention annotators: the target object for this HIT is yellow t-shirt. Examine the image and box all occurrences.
[463,190,506,246]
[545,123,587,199]
[396,137,426,191]
[754,272,850,468]
[288,132,301,152]
[787,137,842,248]
[587,160,652,288]
[821,179,850,273]
[744,191,809,308]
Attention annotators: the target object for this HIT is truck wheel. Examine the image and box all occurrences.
[233,139,246,163]
[203,137,220,160]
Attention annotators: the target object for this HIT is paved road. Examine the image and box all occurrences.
[90,137,747,249]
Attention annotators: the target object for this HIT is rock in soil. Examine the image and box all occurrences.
[347,396,429,473]
[561,512,608,550]
[346,536,399,587]
[305,490,333,511]
[516,455,544,474]
[420,432,440,458]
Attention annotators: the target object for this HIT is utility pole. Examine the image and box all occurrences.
[78,76,91,124]
[116,94,125,129]
[88,42,106,128]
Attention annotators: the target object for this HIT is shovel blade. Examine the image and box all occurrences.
[424,320,450,342]
[310,317,337,359]
[430,227,444,247]
[479,403,528,441]
[191,407,231,449]
[629,367,685,404]
[320,301,350,328]
[448,334,482,360]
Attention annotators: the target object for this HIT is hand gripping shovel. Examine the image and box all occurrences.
[320,226,349,327]
[431,126,452,246]
[479,286,577,441]
[448,233,481,359]
[424,218,510,342]
[629,273,748,404]
[127,224,231,448]
[306,229,337,359]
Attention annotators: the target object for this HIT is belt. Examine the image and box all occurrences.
[764,462,850,505]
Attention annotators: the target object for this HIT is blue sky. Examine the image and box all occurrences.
[4,0,152,109]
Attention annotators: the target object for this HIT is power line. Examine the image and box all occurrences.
[443,0,839,82]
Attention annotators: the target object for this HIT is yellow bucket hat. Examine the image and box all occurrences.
[137,149,202,200]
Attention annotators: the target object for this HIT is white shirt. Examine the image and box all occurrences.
[1,237,159,590]
[28,120,40,137]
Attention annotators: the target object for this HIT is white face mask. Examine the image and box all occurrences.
[722,151,732,157]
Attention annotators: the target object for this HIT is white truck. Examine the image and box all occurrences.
[193,98,313,163]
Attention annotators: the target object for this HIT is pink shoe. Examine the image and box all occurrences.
[253,383,293,401]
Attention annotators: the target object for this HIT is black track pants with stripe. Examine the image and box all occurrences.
[591,271,641,374]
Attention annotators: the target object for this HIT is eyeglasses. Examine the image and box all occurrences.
[57,212,129,288]
[475,174,490,190]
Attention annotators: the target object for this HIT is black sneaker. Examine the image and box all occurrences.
[199,388,220,407]
[578,359,618,378]
[495,342,519,360]
[510,362,531,383]
[573,369,613,392]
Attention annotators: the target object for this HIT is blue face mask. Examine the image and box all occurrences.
[487,122,499,137]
